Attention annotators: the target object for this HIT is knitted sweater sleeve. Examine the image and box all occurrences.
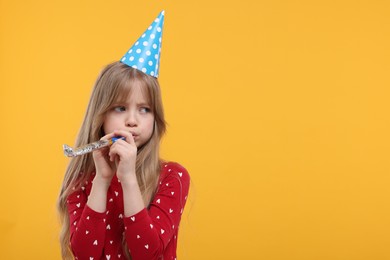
[123,162,190,260]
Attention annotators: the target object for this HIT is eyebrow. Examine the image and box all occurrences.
[111,101,150,107]
[137,102,151,107]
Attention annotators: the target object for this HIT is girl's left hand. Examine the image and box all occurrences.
[108,130,138,182]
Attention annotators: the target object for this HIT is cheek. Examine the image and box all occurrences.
[102,115,114,134]
[146,117,155,135]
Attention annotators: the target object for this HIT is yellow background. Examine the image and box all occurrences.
[1,0,389,259]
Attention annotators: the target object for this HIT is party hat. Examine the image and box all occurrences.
[120,11,165,78]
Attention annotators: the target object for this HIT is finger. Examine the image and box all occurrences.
[100,131,130,147]
[100,132,117,141]
[110,153,118,162]
[109,141,129,158]
[108,147,119,162]
[113,130,136,146]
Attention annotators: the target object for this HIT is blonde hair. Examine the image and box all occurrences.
[57,61,166,259]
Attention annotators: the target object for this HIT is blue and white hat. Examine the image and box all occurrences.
[120,11,165,78]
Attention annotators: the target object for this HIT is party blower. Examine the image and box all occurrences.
[63,137,125,157]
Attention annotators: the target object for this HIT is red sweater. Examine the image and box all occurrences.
[67,162,190,260]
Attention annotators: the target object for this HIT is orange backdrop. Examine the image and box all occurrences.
[0,0,389,259]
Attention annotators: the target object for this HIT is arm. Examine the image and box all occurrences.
[106,130,145,217]
[67,181,108,259]
[107,131,190,259]
[123,163,190,260]
[68,133,118,259]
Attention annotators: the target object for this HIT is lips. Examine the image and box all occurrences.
[130,132,138,138]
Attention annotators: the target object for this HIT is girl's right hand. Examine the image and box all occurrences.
[92,134,117,183]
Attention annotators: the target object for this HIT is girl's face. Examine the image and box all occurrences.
[103,84,154,148]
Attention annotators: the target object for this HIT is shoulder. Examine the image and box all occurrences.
[160,161,190,185]
[154,162,190,202]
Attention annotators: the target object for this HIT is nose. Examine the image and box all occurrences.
[126,111,137,127]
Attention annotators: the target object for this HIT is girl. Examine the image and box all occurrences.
[57,61,190,260]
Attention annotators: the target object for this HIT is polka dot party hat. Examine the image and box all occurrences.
[120,11,165,78]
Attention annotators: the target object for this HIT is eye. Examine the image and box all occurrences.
[114,106,126,112]
[139,107,151,114]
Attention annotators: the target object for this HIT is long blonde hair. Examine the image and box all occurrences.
[57,61,166,259]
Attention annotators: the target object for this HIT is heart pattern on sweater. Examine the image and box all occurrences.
[68,162,189,259]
